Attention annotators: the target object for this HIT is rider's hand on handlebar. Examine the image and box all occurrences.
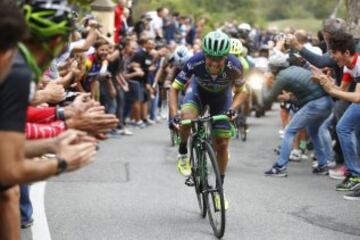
[226,108,237,121]
[168,116,180,131]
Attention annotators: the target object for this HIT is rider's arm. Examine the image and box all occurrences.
[153,59,166,88]
[231,85,248,111]
[169,62,193,117]
[230,56,249,110]
[169,87,180,118]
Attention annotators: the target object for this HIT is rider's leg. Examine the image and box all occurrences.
[213,137,230,182]
[176,104,198,177]
[179,105,198,154]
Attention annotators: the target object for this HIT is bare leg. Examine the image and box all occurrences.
[0,186,20,240]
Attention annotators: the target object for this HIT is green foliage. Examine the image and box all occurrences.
[259,0,346,20]
[132,0,346,27]
[267,18,322,33]
[133,0,258,27]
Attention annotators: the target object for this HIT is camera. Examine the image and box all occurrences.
[274,33,290,50]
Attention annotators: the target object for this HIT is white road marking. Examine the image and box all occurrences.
[30,182,52,240]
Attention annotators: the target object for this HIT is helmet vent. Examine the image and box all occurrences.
[214,40,218,53]
[219,40,225,52]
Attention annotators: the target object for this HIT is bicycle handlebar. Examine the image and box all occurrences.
[180,114,229,126]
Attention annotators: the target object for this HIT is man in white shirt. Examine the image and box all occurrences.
[147,7,169,40]
[295,30,323,55]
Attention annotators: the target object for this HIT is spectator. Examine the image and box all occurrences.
[163,12,178,44]
[114,0,126,44]
[295,29,322,55]
[131,38,155,126]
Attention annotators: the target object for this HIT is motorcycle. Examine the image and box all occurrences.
[246,69,272,118]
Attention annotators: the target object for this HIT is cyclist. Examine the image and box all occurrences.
[169,30,248,209]
[154,45,193,90]
[152,46,191,114]
[229,38,250,137]
[230,38,250,75]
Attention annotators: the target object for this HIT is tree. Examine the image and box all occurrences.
[345,0,360,36]
[330,0,342,18]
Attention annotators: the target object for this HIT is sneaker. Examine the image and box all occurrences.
[110,128,121,135]
[21,218,34,229]
[312,161,318,168]
[289,149,302,162]
[278,129,284,139]
[301,154,308,161]
[129,119,136,126]
[336,176,360,191]
[344,189,360,201]
[327,160,336,169]
[329,165,347,180]
[155,116,162,123]
[264,164,287,177]
[214,192,229,211]
[136,120,146,129]
[312,165,329,175]
[177,154,191,177]
[121,128,133,136]
[145,119,156,125]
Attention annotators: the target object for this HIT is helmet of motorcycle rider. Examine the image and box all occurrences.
[238,23,251,33]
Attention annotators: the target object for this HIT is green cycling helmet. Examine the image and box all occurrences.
[22,0,74,40]
[202,30,230,57]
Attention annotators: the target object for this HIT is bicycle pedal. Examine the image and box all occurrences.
[185,177,194,187]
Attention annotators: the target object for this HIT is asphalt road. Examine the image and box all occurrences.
[22,105,360,240]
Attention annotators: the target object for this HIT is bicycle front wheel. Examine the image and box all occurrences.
[203,141,226,238]
[190,143,207,218]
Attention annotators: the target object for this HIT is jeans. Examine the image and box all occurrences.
[100,81,116,114]
[115,87,125,128]
[336,103,360,177]
[319,113,335,162]
[277,96,333,167]
[20,185,33,224]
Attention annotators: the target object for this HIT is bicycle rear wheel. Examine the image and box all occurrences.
[203,141,226,238]
[239,123,247,142]
[190,143,207,218]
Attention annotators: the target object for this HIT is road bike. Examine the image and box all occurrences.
[181,114,228,238]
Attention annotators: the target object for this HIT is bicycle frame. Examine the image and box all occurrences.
[190,120,210,193]
[182,114,228,238]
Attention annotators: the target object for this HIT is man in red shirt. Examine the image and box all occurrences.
[114,0,126,44]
